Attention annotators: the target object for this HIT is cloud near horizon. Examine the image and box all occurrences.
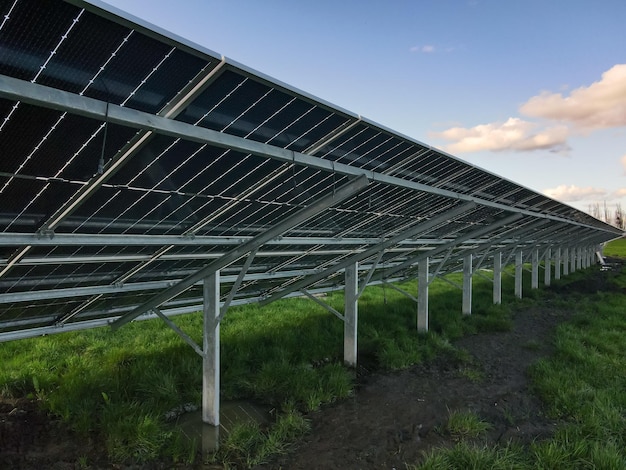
[542,184,626,203]
[520,64,626,131]
[432,64,626,154]
[430,117,570,153]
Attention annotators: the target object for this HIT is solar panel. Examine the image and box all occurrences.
[0,0,622,426]
[0,0,619,346]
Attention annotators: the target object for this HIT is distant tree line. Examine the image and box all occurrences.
[588,202,625,230]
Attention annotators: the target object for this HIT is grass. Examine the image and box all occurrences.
[444,409,493,439]
[603,236,626,257]
[415,240,626,469]
[414,441,527,470]
[1,240,623,467]
[0,268,517,466]
[207,405,310,468]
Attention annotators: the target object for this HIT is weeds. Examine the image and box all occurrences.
[416,441,527,469]
[444,409,493,439]
[418,242,626,469]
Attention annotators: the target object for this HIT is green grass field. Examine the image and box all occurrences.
[1,237,624,467]
[413,237,626,469]
[603,236,626,257]
[0,271,515,465]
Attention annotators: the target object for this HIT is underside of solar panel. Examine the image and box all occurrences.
[0,0,622,342]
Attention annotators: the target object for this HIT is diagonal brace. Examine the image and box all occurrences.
[260,202,476,306]
[302,289,344,321]
[357,250,385,299]
[217,247,258,322]
[154,307,204,357]
[111,175,368,330]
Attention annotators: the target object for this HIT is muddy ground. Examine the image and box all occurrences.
[1,261,622,469]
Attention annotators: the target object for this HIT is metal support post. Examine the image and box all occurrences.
[571,247,576,272]
[554,247,561,280]
[344,262,358,367]
[531,249,539,289]
[418,257,429,332]
[563,247,569,276]
[493,251,502,305]
[544,248,551,286]
[577,247,582,270]
[580,247,587,269]
[515,250,523,299]
[462,254,472,315]
[578,247,587,269]
[202,272,220,426]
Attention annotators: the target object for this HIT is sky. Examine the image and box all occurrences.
[102,0,626,217]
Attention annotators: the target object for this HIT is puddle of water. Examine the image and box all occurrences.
[176,401,272,452]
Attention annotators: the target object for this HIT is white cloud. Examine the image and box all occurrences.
[410,45,435,53]
[431,64,626,155]
[430,117,569,153]
[543,184,608,202]
[520,64,626,131]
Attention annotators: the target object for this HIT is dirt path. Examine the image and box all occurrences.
[262,305,567,469]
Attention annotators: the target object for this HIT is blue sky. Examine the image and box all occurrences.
[103,0,626,216]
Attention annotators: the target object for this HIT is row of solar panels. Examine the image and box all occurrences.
[0,0,622,341]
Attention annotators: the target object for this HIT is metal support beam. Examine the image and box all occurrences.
[382,213,523,280]
[111,175,368,329]
[344,262,358,367]
[203,272,220,426]
[426,248,454,287]
[0,62,227,281]
[462,254,472,315]
[515,250,523,299]
[544,248,551,286]
[154,308,204,357]
[531,249,539,289]
[493,251,502,305]
[0,232,467,247]
[577,247,582,270]
[438,275,463,291]
[563,247,569,276]
[1,74,621,236]
[418,257,429,332]
[357,250,384,299]
[301,290,344,321]
[383,281,418,302]
[554,247,561,280]
[260,202,476,306]
[218,248,257,322]
[571,246,576,272]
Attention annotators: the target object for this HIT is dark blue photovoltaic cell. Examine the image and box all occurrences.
[32,11,132,95]
[0,0,620,340]
[175,69,247,126]
[0,1,82,82]
[0,3,210,115]
[0,103,66,176]
[188,71,274,131]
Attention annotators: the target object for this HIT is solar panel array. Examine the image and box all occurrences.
[0,0,622,342]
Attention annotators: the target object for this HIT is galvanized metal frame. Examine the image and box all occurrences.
[0,0,622,430]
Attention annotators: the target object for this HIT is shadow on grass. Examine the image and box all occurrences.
[0,263,592,464]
